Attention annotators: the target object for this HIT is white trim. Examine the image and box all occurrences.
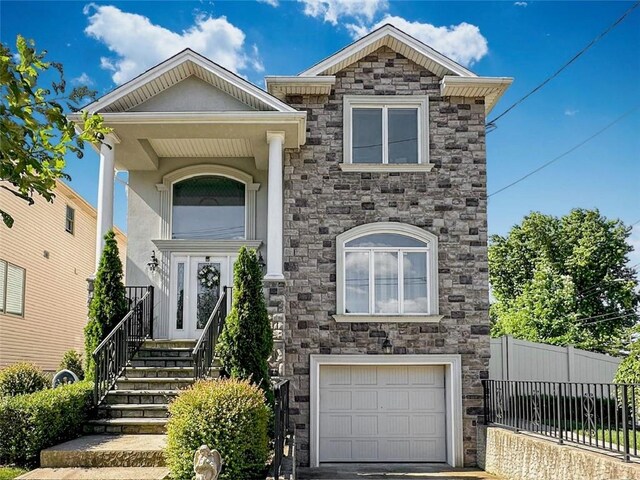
[336,222,439,317]
[152,239,262,253]
[265,76,335,98]
[83,49,297,114]
[309,354,464,467]
[300,24,476,78]
[332,314,443,323]
[440,76,513,114]
[343,95,429,168]
[157,164,260,242]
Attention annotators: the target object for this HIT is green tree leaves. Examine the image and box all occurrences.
[217,247,274,404]
[1,35,110,227]
[489,209,639,354]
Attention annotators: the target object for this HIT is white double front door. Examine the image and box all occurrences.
[169,254,232,339]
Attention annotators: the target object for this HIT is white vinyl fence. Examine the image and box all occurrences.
[489,336,622,383]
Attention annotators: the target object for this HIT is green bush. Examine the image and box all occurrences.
[59,350,84,380]
[0,363,48,397]
[85,230,127,377]
[166,378,271,480]
[217,247,273,403]
[0,381,92,467]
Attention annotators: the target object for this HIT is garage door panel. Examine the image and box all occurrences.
[319,364,447,463]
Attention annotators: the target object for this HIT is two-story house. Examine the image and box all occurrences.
[75,24,511,468]
[0,180,126,371]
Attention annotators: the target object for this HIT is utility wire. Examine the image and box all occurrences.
[486,1,640,129]
[488,106,639,197]
[580,312,638,326]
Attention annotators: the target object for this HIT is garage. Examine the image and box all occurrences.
[318,364,447,462]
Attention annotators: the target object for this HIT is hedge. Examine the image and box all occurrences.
[0,362,48,397]
[0,381,93,467]
[166,378,271,480]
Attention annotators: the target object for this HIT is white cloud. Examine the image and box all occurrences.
[564,108,579,116]
[258,0,279,6]
[72,72,94,86]
[83,4,262,84]
[300,0,388,25]
[12,53,21,63]
[349,15,489,67]
[514,2,528,6]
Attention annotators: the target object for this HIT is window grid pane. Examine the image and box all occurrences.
[345,251,370,314]
[388,108,418,164]
[352,108,383,164]
[403,252,429,313]
[0,260,6,313]
[6,264,25,316]
[374,252,399,314]
[176,262,185,329]
[65,206,75,234]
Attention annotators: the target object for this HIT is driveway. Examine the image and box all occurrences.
[297,464,497,480]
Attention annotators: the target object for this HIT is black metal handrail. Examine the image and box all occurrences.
[93,286,154,405]
[192,286,229,379]
[273,378,291,480]
[484,379,640,461]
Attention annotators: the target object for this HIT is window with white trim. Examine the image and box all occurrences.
[0,259,26,316]
[65,205,75,234]
[337,223,438,317]
[344,96,428,166]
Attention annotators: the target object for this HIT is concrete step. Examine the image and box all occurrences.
[17,467,169,479]
[130,357,193,368]
[123,366,196,378]
[104,390,179,406]
[98,404,168,419]
[86,418,167,435]
[40,434,166,468]
[115,377,194,391]
[135,348,193,359]
[142,339,196,350]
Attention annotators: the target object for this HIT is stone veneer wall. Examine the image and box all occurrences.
[282,46,490,466]
[265,279,287,377]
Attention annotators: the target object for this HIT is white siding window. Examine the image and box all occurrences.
[65,205,75,234]
[335,223,440,322]
[343,96,430,171]
[0,260,25,316]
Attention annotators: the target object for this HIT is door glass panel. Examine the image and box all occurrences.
[176,262,185,329]
[172,176,245,240]
[345,252,369,314]
[403,252,429,313]
[196,262,221,329]
[374,252,399,314]
[352,108,383,164]
[388,108,418,164]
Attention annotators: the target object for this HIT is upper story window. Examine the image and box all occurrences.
[65,205,75,234]
[0,259,26,317]
[336,223,439,321]
[172,175,246,240]
[343,96,430,171]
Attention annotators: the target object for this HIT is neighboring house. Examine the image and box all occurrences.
[76,25,511,467]
[0,180,126,371]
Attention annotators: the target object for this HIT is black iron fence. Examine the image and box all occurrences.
[273,378,291,480]
[192,287,229,379]
[93,286,154,405]
[484,379,640,461]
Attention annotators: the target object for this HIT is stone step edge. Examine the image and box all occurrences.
[17,467,170,480]
[41,449,166,469]
[107,390,180,395]
[88,418,168,426]
[101,404,168,410]
[117,377,194,383]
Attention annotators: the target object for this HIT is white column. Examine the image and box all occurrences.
[95,136,117,270]
[265,131,285,280]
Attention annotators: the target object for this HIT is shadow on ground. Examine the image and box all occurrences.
[297,463,496,480]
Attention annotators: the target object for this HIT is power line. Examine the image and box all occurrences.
[580,312,639,326]
[486,1,640,129]
[488,106,639,197]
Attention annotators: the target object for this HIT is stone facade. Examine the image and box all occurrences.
[281,46,491,466]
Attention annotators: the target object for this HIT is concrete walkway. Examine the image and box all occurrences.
[298,464,497,480]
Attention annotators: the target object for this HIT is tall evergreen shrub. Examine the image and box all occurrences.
[84,230,127,377]
[218,247,273,402]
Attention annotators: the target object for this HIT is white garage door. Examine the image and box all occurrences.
[319,364,447,462]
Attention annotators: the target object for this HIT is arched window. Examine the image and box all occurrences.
[172,176,246,240]
[336,223,439,317]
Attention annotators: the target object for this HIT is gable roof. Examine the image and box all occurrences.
[299,24,477,78]
[83,49,297,114]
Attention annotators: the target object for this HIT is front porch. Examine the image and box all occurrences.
[72,49,306,341]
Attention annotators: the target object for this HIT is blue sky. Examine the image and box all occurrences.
[2,1,639,263]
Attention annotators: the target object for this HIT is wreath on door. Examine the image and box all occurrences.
[197,264,220,290]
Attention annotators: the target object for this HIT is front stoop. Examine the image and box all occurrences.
[18,434,168,480]
[17,467,170,479]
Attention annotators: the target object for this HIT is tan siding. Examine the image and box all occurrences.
[0,182,127,371]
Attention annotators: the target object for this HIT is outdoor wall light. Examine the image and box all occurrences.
[147,250,159,273]
[382,336,393,355]
[258,251,266,272]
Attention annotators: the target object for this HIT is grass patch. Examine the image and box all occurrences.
[0,467,27,480]
[573,428,640,449]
